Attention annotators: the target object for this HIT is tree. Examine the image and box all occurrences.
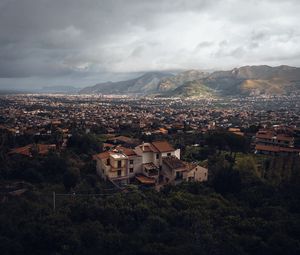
[63,167,80,191]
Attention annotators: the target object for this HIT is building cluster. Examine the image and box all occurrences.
[94,141,208,188]
[254,126,300,155]
[1,94,300,141]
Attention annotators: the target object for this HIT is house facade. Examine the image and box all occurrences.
[94,141,208,187]
[254,129,300,155]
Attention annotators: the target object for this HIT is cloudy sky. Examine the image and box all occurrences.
[0,0,300,89]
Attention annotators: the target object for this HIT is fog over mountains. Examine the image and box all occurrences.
[79,65,300,97]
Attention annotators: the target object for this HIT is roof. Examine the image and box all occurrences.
[163,156,187,171]
[109,136,140,145]
[255,144,300,153]
[135,175,156,185]
[110,152,127,160]
[143,162,159,170]
[9,144,56,157]
[152,141,175,153]
[117,147,138,157]
[38,144,56,155]
[103,143,115,148]
[93,151,110,160]
[276,135,294,142]
[9,145,32,157]
[185,162,208,173]
[138,143,159,153]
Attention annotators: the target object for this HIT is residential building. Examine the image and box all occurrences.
[94,141,207,187]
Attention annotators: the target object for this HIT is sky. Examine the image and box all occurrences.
[0,0,300,89]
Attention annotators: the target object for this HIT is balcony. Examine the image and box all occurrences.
[143,162,159,177]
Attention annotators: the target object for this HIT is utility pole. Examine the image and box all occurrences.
[53,191,56,212]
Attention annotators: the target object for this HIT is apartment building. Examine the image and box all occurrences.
[254,129,300,155]
[94,141,208,187]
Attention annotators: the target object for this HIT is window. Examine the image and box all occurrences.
[129,160,134,164]
[117,170,122,177]
[129,168,134,173]
[117,161,122,168]
[175,171,183,180]
[167,153,171,156]
[156,154,159,159]
[188,177,194,182]
[106,158,110,165]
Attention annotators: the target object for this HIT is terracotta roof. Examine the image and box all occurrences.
[103,143,115,148]
[118,147,138,156]
[94,151,110,160]
[152,141,175,153]
[9,145,32,157]
[255,144,300,153]
[184,162,208,173]
[139,143,159,153]
[163,156,187,170]
[184,162,198,171]
[135,175,156,185]
[109,136,140,145]
[38,144,56,155]
[143,162,158,170]
[256,134,274,140]
[276,135,294,142]
[9,144,56,157]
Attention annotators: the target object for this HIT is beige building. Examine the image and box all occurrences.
[94,141,208,187]
[162,156,208,185]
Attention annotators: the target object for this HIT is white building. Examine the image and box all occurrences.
[94,141,207,187]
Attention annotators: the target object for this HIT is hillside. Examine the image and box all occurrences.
[166,80,216,98]
[79,72,173,94]
[157,70,210,92]
[200,65,300,95]
[79,65,300,97]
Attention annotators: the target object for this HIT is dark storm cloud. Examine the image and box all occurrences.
[0,0,299,88]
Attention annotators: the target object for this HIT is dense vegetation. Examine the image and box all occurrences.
[0,131,300,255]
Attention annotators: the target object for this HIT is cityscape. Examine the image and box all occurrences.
[1,0,300,254]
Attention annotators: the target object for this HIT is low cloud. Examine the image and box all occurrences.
[0,0,299,88]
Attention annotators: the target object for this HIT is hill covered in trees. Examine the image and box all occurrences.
[0,131,300,255]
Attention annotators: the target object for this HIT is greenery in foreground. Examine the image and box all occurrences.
[0,131,300,255]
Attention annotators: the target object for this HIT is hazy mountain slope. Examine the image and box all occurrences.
[79,65,300,97]
[79,72,173,94]
[166,80,216,98]
[157,70,209,92]
[194,65,300,96]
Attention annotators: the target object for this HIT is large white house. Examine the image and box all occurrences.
[94,141,208,187]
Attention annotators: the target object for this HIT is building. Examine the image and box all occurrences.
[8,144,56,157]
[94,141,208,187]
[254,129,300,155]
[94,147,142,186]
[162,156,208,185]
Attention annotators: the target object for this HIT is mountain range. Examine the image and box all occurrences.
[79,65,300,97]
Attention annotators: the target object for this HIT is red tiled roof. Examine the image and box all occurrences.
[152,141,175,153]
[9,144,56,157]
[139,143,159,153]
[255,144,300,153]
[135,175,155,185]
[9,145,32,157]
[118,147,137,156]
[163,156,187,170]
[276,135,294,142]
[94,151,110,160]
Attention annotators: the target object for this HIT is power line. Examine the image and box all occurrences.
[52,189,128,212]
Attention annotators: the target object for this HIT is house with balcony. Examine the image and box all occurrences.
[254,129,300,155]
[94,141,207,187]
